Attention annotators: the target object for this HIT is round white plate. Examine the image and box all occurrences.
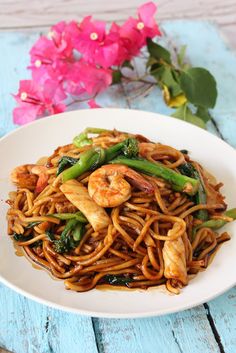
[0,108,236,318]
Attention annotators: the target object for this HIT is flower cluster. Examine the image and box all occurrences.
[13,2,160,125]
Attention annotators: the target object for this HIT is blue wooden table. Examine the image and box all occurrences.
[0,21,236,353]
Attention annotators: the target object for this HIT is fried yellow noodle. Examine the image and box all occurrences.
[7,128,234,294]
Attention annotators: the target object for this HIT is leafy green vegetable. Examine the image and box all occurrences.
[62,138,139,182]
[73,127,115,149]
[25,221,41,229]
[53,218,86,253]
[50,211,87,223]
[13,233,33,242]
[194,208,236,231]
[179,68,217,109]
[29,240,42,248]
[102,275,134,286]
[110,156,199,195]
[178,162,208,220]
[73,133,92,148]
[46,229,56,241]
[62,147,106,182]
[83,127,112,134]
[57,156,78,176]
[180,149,188,155]
[72,223,85,242]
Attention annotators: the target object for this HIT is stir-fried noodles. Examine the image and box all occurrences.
[7,128,236,294]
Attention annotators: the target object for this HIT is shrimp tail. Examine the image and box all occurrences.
[125,170,154,194]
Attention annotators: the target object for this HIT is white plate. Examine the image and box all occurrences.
[0,108,236,318]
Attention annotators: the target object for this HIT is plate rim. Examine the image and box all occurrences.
[1,107,236,318]
[0,272,235,319]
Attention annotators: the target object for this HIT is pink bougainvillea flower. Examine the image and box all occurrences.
[29,22,78,86]
[13,104,43,125]
[75,16,106,55]
[113,2,161,59]
[50,20,80,57]
[13,80,66,125]
[43,79,67,110]
[88,99,101,108]
[78,61,112,95]
[63,61,86,96]
[139,2,160,32]
[74,16,120,68]
[13,2,162,126]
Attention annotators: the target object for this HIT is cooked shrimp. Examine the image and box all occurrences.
[88,164,154,208]
[11,164,49,193]
[60,180,111,231]
[11,164,38,190]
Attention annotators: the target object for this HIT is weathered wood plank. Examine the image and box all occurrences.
[0,284,98,353]
[0,0,236,49]
[93,305,221,353]
[206,286,236,353]
[0,31,38,137]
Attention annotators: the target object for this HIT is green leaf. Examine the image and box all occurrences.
[26,221,41,229]
[179,67,217,108]
[196,106,212,123]
[147,38,171,64]
[46,229,56,241]
[151,66,182,97]
[177,45,187,68]
[172,104,206,129]
[57,156,79,176]
[112,70,122,84]
[146,56,158,68]
[13,233,33,242]
[162,68,182,97]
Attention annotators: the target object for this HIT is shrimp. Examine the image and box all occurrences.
[60,180,111,231]
[88,164,154,208]
[11,164,49,193]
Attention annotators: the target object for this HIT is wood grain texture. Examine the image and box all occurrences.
[93,306,221,353]
[0,284,98,353]
[0,0,235,49]
[206,286,236,353]
[0,20,236,353]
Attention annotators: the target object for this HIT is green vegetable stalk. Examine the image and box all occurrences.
[195,208,236,231]
[110,156,199,195]
[73,127,116,148]
[61,138,139,182]
[178,162,208,220]
[53,218,86,253]
[49,211,87,223]
[57,156,78,176]
[62,147,105,182]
